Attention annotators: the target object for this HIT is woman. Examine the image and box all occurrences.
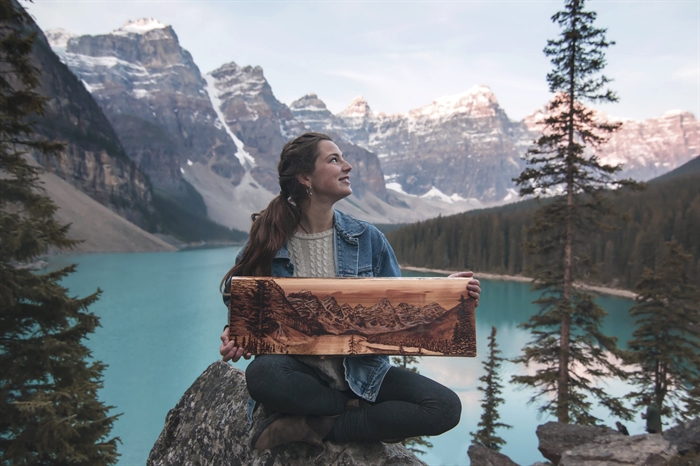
[219,132,481,450]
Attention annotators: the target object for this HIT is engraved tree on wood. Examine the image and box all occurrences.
[242,279,278,353]
[452,295,476,354]
[348,334,358,355]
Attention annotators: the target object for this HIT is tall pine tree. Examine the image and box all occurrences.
[626,241,700,424]
[471,327,511,451]
[0,0,119,463]
[511,0,638,424]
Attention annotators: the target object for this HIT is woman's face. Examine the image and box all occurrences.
[300,140,353,203]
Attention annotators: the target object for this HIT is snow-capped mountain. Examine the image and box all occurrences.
[292,85,528,204]
[48,19,244,212]
[292,87,698,204]
[205,61,306,192]
[25,20,156,229]
[204,62,477,223]
[595,110,697,180]
[46,17,697,233]
[48,21,481,230]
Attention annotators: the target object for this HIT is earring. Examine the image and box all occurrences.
[307,185,313,196]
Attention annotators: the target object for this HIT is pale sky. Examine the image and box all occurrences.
[27,1,699,122]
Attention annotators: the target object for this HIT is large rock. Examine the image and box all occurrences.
[559,433,677,466]
[663,418,700,455]
[467,444,519,466]
[536,422,621,464]
[147,361,426,466]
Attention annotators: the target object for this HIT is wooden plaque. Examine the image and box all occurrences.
[228,277,476,357]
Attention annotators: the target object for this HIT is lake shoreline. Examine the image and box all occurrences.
[401,265,637,299]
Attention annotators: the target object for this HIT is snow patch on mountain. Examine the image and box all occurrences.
[385,178,471,205]
[203,72,256,170]
[45,28,76,50]
[53,50,162,102]
[208,62,268,102]
[420,187,469,204]
[661,109,687,118]
[411,85,499,120]
[502,188,519,202]
[386,182,408,195]
[115,18,167,35]
[341,96,373,118]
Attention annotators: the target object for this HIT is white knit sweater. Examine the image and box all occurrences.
[287,227,348,391]
[287,228,335,278]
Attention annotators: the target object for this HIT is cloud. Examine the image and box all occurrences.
[418,358,481,389]
[27,0,696,124]
[673,64,700,84]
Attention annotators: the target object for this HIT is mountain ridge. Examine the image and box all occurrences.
[43,17,698,237]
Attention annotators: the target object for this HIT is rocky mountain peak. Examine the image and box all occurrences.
[289,93,334,131]
[45,28,76,49]
[522,103,699,181]
[412,84,501,120]
[65,20,187,70]
[51,20,246,226]
[661,109,688,119]
[341,96,372,118]
[208,61,270,100]
[115,18,168,35]
[290,93,329,111]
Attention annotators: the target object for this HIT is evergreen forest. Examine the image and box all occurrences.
[386,158,699,290]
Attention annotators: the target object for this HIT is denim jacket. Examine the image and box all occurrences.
[225,210,401,420]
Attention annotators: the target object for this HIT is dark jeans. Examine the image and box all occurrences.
[245,355,462,443]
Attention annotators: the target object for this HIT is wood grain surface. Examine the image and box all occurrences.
[228,277,477,356]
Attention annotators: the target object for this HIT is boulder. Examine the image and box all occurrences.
[147,361,426,466]
[559,433,677,466]
[536,422,621,464]
[663,418,700,455]
[467,444,519,465]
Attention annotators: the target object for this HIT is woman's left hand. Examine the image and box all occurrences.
[447,271,481,308]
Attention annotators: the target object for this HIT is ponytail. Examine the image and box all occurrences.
[220,132,332,295]
[220,195,300,292]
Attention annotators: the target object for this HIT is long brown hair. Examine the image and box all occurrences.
[220,132,332,292]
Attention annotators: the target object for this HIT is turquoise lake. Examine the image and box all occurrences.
[47,247,643,466]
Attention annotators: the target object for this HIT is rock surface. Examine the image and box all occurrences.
[536,422,621,464]
[293,86,528,204]
[294,90,699,205]
[559,433,677,466]
[663,418,700,455]
[147,361,426,466]
[40,171,175,253]
[24,6,157,230]
[49,19,244,211]
[467,444,519,466]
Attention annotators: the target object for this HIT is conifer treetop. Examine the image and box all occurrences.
[471,326,511,451]
[545,0,617,103]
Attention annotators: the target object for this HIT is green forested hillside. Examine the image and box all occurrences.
[386,161,699,290]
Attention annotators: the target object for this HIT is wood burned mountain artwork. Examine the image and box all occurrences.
[228,277,477,356]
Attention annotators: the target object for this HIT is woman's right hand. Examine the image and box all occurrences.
[220,326,252,363]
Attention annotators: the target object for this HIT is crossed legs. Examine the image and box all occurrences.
[245,355,461,444]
